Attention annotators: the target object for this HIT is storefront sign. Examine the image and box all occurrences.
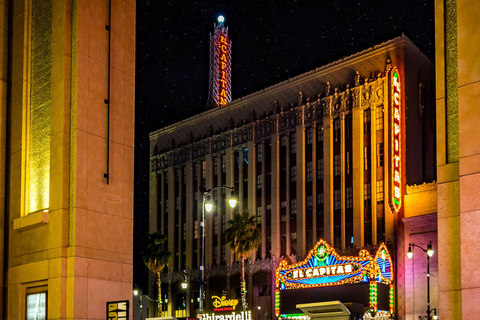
[201,310,252,320]
[106,300,129,320]
[390,67,402,213]
[212,295,239,312]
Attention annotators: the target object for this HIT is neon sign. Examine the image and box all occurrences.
[390,67,402,213]
[275,239,394,318]
[212,295,239,312]
[208,18,232,108]
[218,35,229,105]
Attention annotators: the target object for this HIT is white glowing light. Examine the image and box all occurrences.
[218,15,225,23]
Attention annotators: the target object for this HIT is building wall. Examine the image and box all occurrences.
[0,0,8,317]
[5,0,135,318]
[149,37,437,319]
[436,0,480,319]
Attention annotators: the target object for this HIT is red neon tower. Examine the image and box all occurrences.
[207,15,232,109]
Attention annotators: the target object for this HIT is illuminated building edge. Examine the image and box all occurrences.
[275,239,394,318]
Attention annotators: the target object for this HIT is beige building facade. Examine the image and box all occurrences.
[149,36,437,320]
[1,0,135,318]
[435,0,480,319]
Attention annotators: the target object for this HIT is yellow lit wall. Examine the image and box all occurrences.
[27,0,52,214]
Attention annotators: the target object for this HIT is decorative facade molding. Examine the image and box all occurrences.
[406,181,437,194]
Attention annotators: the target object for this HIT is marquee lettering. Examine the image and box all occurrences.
[390,67,402,213]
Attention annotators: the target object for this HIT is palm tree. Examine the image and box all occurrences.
[224,210,262,311]
[141,232,172,315]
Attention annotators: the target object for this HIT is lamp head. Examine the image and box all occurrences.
[182,274,188,289]
[427,241,434,257]
[205,195,213,212]
[228,190,237,208]
[407,245,413,259]
[133,286,141,296]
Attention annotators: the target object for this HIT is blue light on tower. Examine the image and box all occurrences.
[218,15,225,23]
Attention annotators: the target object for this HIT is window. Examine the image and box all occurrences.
[195,221,198,239]
[317,125,324,142]
[364,183,371,200]
[307,161,313,182]
[213,246,218,262]
[334,118,341,142]
[291,165,297,182]
[364,109,371,134]
[364,146,370,171]
[291,199,297,215]
[281,135,287,147]
[291,133,297,154]
[334,190,341,210]
[281,201,287,208]
[377,181,384,202]
[257,175,263,189]
[257,144,263,162]
[257,206,263,215]
[175,197,180,210]
[222,155,226,173]
[202,161,206,180]
[26,290,47,320]
[376,107,384,131]
[346,187,353,209]
[317,158,324,179]
[334,154,341,176]
[306,127,313,144]
[377,143,384,167]
[307,195,313,207]
[214,157,219,174]
[257,212,263,224]
[346,151,350,174]
[183,223,186,240]
[317,193,324,205]
[222,214,226,232]
[214,216,219,235]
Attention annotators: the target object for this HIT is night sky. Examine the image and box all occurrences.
[134,0,434,289]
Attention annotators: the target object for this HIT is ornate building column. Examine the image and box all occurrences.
[324,116,333,244]
[186,161,194,269]
[286,134,291,256]
[296,123,306,258]
[352,106,364,247]
[271,133,281,258]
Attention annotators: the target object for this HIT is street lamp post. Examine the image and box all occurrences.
[407,241,434,320]
[134,286,160,320]
[199,185,236,318]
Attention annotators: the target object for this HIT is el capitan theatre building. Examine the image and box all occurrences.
[149,34,438,320]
